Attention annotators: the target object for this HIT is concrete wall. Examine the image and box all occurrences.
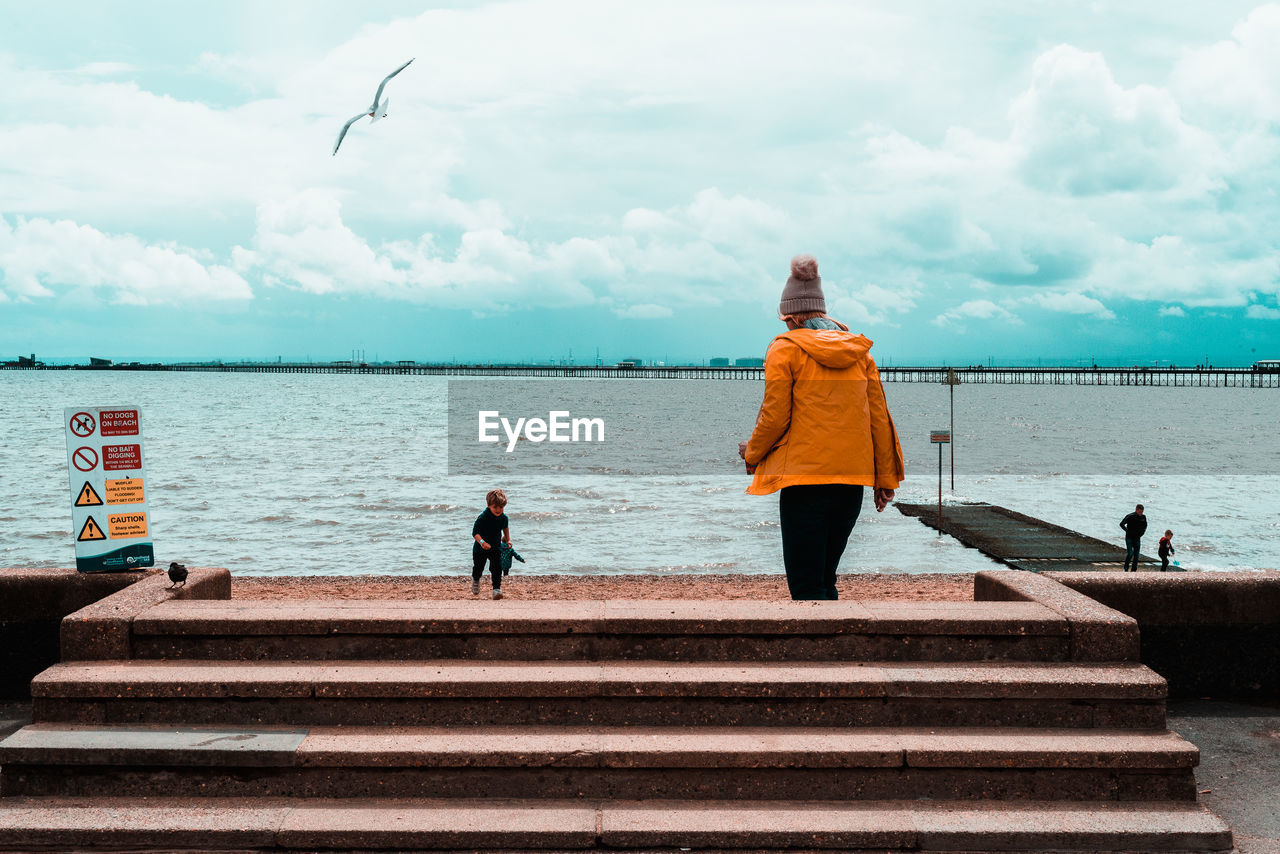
[0,569,144,698]
[1047,571,1280,699]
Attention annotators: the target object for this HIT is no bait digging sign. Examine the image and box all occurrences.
[64,407,154,573]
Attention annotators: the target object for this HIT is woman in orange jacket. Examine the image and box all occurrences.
[739,254,905,600]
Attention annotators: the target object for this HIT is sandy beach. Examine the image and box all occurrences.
[232,572,974,601]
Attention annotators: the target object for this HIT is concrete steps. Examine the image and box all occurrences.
[0,796,1233,852]
[0,575,1232,850]
[30,658,1168,728]
[128,599,1075,662]
[0,724,1199,801]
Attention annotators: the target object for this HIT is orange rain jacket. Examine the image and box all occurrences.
[744,328,905,495]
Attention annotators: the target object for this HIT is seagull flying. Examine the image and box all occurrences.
[332,58,414,156]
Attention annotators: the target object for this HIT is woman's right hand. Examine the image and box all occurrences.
[874,488,895,512]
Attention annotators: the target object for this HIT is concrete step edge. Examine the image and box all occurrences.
[0,724,1200,769]
[0,797,1232,852]
[29,660,1168,701]
[133,599,1069,640]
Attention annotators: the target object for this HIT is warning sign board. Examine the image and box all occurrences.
[78,516,107,542]
[108,513,148,539]
[64,405,154,574]
[105,478,144,505]
[75,481,104,507]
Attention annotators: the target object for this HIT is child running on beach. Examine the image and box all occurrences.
[471,489,511,600]
[1158,530,1175,572]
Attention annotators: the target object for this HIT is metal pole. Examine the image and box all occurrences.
[937,442,943,535]
[949,383,954,491]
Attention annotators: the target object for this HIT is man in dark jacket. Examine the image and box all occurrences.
[1120,504,1147,572]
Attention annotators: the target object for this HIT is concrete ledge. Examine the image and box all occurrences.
[0,569,145,699]
[975,570,1140,662]
[0,724,1199,771]
[0,797,1233,851]
[132,599,1068,637]
[601,799,1232,851]
[60,568,230,661]
[30,659,1167,701]
[1048,571,1280,697]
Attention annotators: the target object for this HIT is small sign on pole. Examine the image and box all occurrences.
[931,430,951,533]
[64,407,154,573]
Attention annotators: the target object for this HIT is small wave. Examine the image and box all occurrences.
[27,530,71,540]
[514,511,565,520]
[254,515,293,523]
[548,487,603,499]
[309,520,341,526]
[632,561,741,572]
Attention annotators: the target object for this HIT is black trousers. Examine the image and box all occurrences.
[1124,537,1142,572]
[472,544,502,589]
[779,484,864,601]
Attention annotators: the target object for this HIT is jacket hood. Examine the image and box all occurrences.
[775,328,872,369]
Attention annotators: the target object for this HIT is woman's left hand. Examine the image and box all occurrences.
[874,488,895,512]
[738,441,748,460]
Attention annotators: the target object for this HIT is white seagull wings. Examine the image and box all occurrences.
[333,111,371,156]
[332,57,415,156]
[369,58,414,113]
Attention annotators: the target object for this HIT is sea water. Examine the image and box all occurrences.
[1,371,1276,576]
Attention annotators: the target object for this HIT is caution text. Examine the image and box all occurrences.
[108,512,149,539]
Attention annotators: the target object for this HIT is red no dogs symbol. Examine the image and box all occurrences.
[70,412,96,437]
[72,446,99,472]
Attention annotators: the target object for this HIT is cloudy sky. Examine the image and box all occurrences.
[2,0,1279,365]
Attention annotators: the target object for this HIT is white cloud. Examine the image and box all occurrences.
[234,191,754,310]
[830,282,918,327]
[1173,4,1280,125]
[613,303,673,319]
[621,208,681,234]
[1158,305,1187,317]
[1010,45,1221,197]
[1083,234,1279,307]
[933,299,1019,329]
[1246,304,1280,320]
[74,62,135,77]
[685,188,785,246]
[0,214,251,304]
[1030,291,1116,320]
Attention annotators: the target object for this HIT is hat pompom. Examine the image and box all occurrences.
[790,254,819,281]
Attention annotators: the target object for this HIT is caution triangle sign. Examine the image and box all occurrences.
[77,516,106,542]
[75,481,104,507]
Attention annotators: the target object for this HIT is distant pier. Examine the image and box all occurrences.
[897,502,1163,572]
[5,362,1279,386]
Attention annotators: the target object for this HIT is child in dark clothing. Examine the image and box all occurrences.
[472,489,511,599]
[1158,530,1175,572]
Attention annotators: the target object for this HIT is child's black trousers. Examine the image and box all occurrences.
[472,544,502,589]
